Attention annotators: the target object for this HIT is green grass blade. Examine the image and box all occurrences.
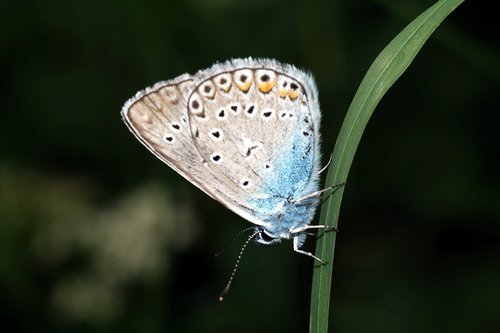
[309,0,465,332]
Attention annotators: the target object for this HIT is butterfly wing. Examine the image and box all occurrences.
[122,76,201,183]
[122,58,321,228]
[187,58,322,224]
[121,71,271,227]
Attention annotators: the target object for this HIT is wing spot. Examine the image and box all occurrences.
[240,179,251,188]
[195,111,207,119]
[303,145,312,156]
[234,69,253,92]
[229,103,241,114]
[199,81,216,99]
[261,108,274,120]
[210,129,223,141]
[214,74,232,92]
[171,123,181,131]
[303,131,310,137]
[164,135,175,143]
[162,87,179,105]
[245,145,259,158]
[211,153,223,164]
[217,108,226,119]
[256,70,275,93]
[246,105,256,116]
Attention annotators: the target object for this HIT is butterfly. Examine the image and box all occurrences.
[121,58,331,265]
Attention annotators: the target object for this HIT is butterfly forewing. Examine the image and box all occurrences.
[122,77,205,184]
[121,72,267,226]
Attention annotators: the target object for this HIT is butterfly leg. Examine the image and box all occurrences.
[290,224,338,234]
[293,236,327,264]
[318,154,332,175]
[295,182,346,203]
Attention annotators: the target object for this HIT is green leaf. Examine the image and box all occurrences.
[309,0,465,332]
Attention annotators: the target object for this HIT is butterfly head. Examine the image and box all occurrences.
[253,224,309,251]
[253,227,285,245]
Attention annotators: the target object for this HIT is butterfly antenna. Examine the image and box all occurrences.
[218,229,261,302]
[214,226,256,257]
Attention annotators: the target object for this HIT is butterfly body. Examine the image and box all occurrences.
[122,58,322,257]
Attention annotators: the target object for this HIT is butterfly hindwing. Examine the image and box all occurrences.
[187,59,321,222]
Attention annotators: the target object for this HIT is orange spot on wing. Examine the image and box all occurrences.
[257,81,274,93]
[288,90,299,100]
[236,80,252,92]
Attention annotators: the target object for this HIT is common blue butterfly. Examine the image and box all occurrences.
[121,58,329,267]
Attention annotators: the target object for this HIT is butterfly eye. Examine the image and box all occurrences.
[259,230,277,243]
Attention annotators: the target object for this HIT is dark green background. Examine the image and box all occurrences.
[1,0,498,332]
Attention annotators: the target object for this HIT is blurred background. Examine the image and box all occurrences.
[1,0,498,332]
